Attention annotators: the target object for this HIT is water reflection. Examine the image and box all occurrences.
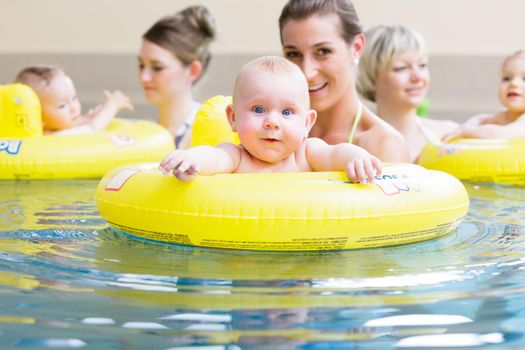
[0,180,524,348]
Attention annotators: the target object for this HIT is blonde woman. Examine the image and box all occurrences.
[358,24,458,162]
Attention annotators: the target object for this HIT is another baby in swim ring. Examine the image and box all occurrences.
[159,55,382,183]
[15,65,134,135]
[443,50,525,141]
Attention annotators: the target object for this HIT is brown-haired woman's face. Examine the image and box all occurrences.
[138,40,193,104]
[281,14,357,112]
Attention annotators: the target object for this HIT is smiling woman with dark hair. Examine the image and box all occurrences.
[278,0,411,162]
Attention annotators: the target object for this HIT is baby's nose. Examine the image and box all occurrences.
[264,113,280,128]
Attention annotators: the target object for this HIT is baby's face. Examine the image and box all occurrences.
[230,69,314,164]
[499,57,525,113]
[39,74,82,131]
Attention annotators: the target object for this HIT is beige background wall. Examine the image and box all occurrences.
[1,0,523,120]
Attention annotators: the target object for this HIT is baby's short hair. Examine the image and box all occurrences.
[357,24,426,102]
[239,55,302,78]
[502,50,525,67]
[14,65,63,90]
[234,55,305,90]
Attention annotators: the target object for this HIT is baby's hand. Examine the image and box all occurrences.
[104,90,134,112]
[159,150,200,182]
[346,153,382,184]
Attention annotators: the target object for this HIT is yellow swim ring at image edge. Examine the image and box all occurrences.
[418,138,525,185]
[0,83,42,137]
[0,83,174,179]
[96,162,469,251]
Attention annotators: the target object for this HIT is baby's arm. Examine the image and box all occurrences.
[49,91,134,135]
[159,143,240,181]
[463,113,496,126]
[442,113,525,141]
[85,90,134,131]
[305,138,382,183]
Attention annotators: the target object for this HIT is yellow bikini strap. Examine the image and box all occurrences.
[348,100,363,144]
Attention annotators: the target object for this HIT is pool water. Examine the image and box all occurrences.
[0,180,524,349]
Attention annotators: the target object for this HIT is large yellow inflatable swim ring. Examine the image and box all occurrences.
[96,95,469,251]
[418,139,525,185]
[0,84,173,179]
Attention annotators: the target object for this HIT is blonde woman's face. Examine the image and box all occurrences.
[138,40,193,105]
[499,57,525,113]
[281,14,358,113]
[374,51,430,109]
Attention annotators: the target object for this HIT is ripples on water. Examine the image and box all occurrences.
[0,180,524,349]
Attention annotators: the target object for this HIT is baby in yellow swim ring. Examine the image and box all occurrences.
[159,55,382,183]
[443,50,525,141]
[15,65,134,135]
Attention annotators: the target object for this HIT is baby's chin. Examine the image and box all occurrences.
[502,102,525,113]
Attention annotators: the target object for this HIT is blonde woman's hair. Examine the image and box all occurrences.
[357,24,427,102]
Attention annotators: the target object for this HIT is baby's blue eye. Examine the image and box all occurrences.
[253,106,265,114]
[282,108,293,117]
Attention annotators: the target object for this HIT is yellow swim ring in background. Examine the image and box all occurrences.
[0,83,174,179]
[191,95,240,146]
[0,83,42,137]
[96,162,469,251]
[418,139,525,185]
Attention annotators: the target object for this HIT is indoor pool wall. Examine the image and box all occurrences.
[0,53,503,123]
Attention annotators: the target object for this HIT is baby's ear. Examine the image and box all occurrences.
[225,104,237,132]
[305,109,317,134]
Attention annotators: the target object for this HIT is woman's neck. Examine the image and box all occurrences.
[377,101,419,134]
[158,93,194,137]
[311,92,360,140]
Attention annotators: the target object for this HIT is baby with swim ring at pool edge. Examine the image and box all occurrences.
[15,65,134,135]
[443,50,525,141]
[159,55,382,184]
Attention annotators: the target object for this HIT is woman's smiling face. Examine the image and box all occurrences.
[281,13,359,113]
